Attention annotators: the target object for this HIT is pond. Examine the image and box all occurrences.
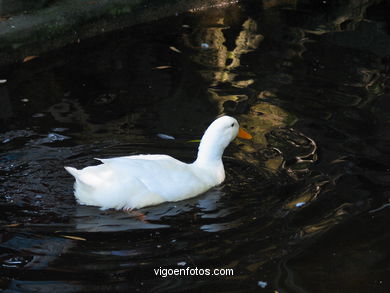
[1,0,390,292]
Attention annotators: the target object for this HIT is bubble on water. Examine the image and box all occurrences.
[52,128,69,132]
[32,113,45,118]
[2,257,27,268]
[157,133,175,140]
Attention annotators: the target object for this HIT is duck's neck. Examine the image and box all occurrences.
[193,132,227,167]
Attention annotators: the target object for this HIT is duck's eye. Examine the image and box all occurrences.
[231,123,235,127]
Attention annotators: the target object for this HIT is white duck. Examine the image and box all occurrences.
[65,116,252,210]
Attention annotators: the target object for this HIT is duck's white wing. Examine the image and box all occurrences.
[66,155,212,210]
[97,155,209,200]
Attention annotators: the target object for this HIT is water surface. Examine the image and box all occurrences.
[1,1,390,292]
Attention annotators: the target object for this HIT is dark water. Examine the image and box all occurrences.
[1,0,390,292]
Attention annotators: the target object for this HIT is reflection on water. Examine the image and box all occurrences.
[1,0,390,292]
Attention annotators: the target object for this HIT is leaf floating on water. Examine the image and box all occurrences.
[169,46,181,53]
[157,133,175,140]
[187,139,201,143]
[60,235,87,241]
[23,56,38,63]
[258,90,276,99]
[330,156,348,164]
[153,66,172,70]
[4,223,21,227]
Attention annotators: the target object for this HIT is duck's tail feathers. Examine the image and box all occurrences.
[65,166,97,206]
[64,166,79,178]
[65,166,103,189]
[64,166,92,186]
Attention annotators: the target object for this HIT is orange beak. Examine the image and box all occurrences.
[237,127,253,140]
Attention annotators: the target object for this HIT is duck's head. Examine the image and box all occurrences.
[196,116,252,164]
[206,116,252,144]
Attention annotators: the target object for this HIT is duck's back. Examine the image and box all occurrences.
[66,154,215,210]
